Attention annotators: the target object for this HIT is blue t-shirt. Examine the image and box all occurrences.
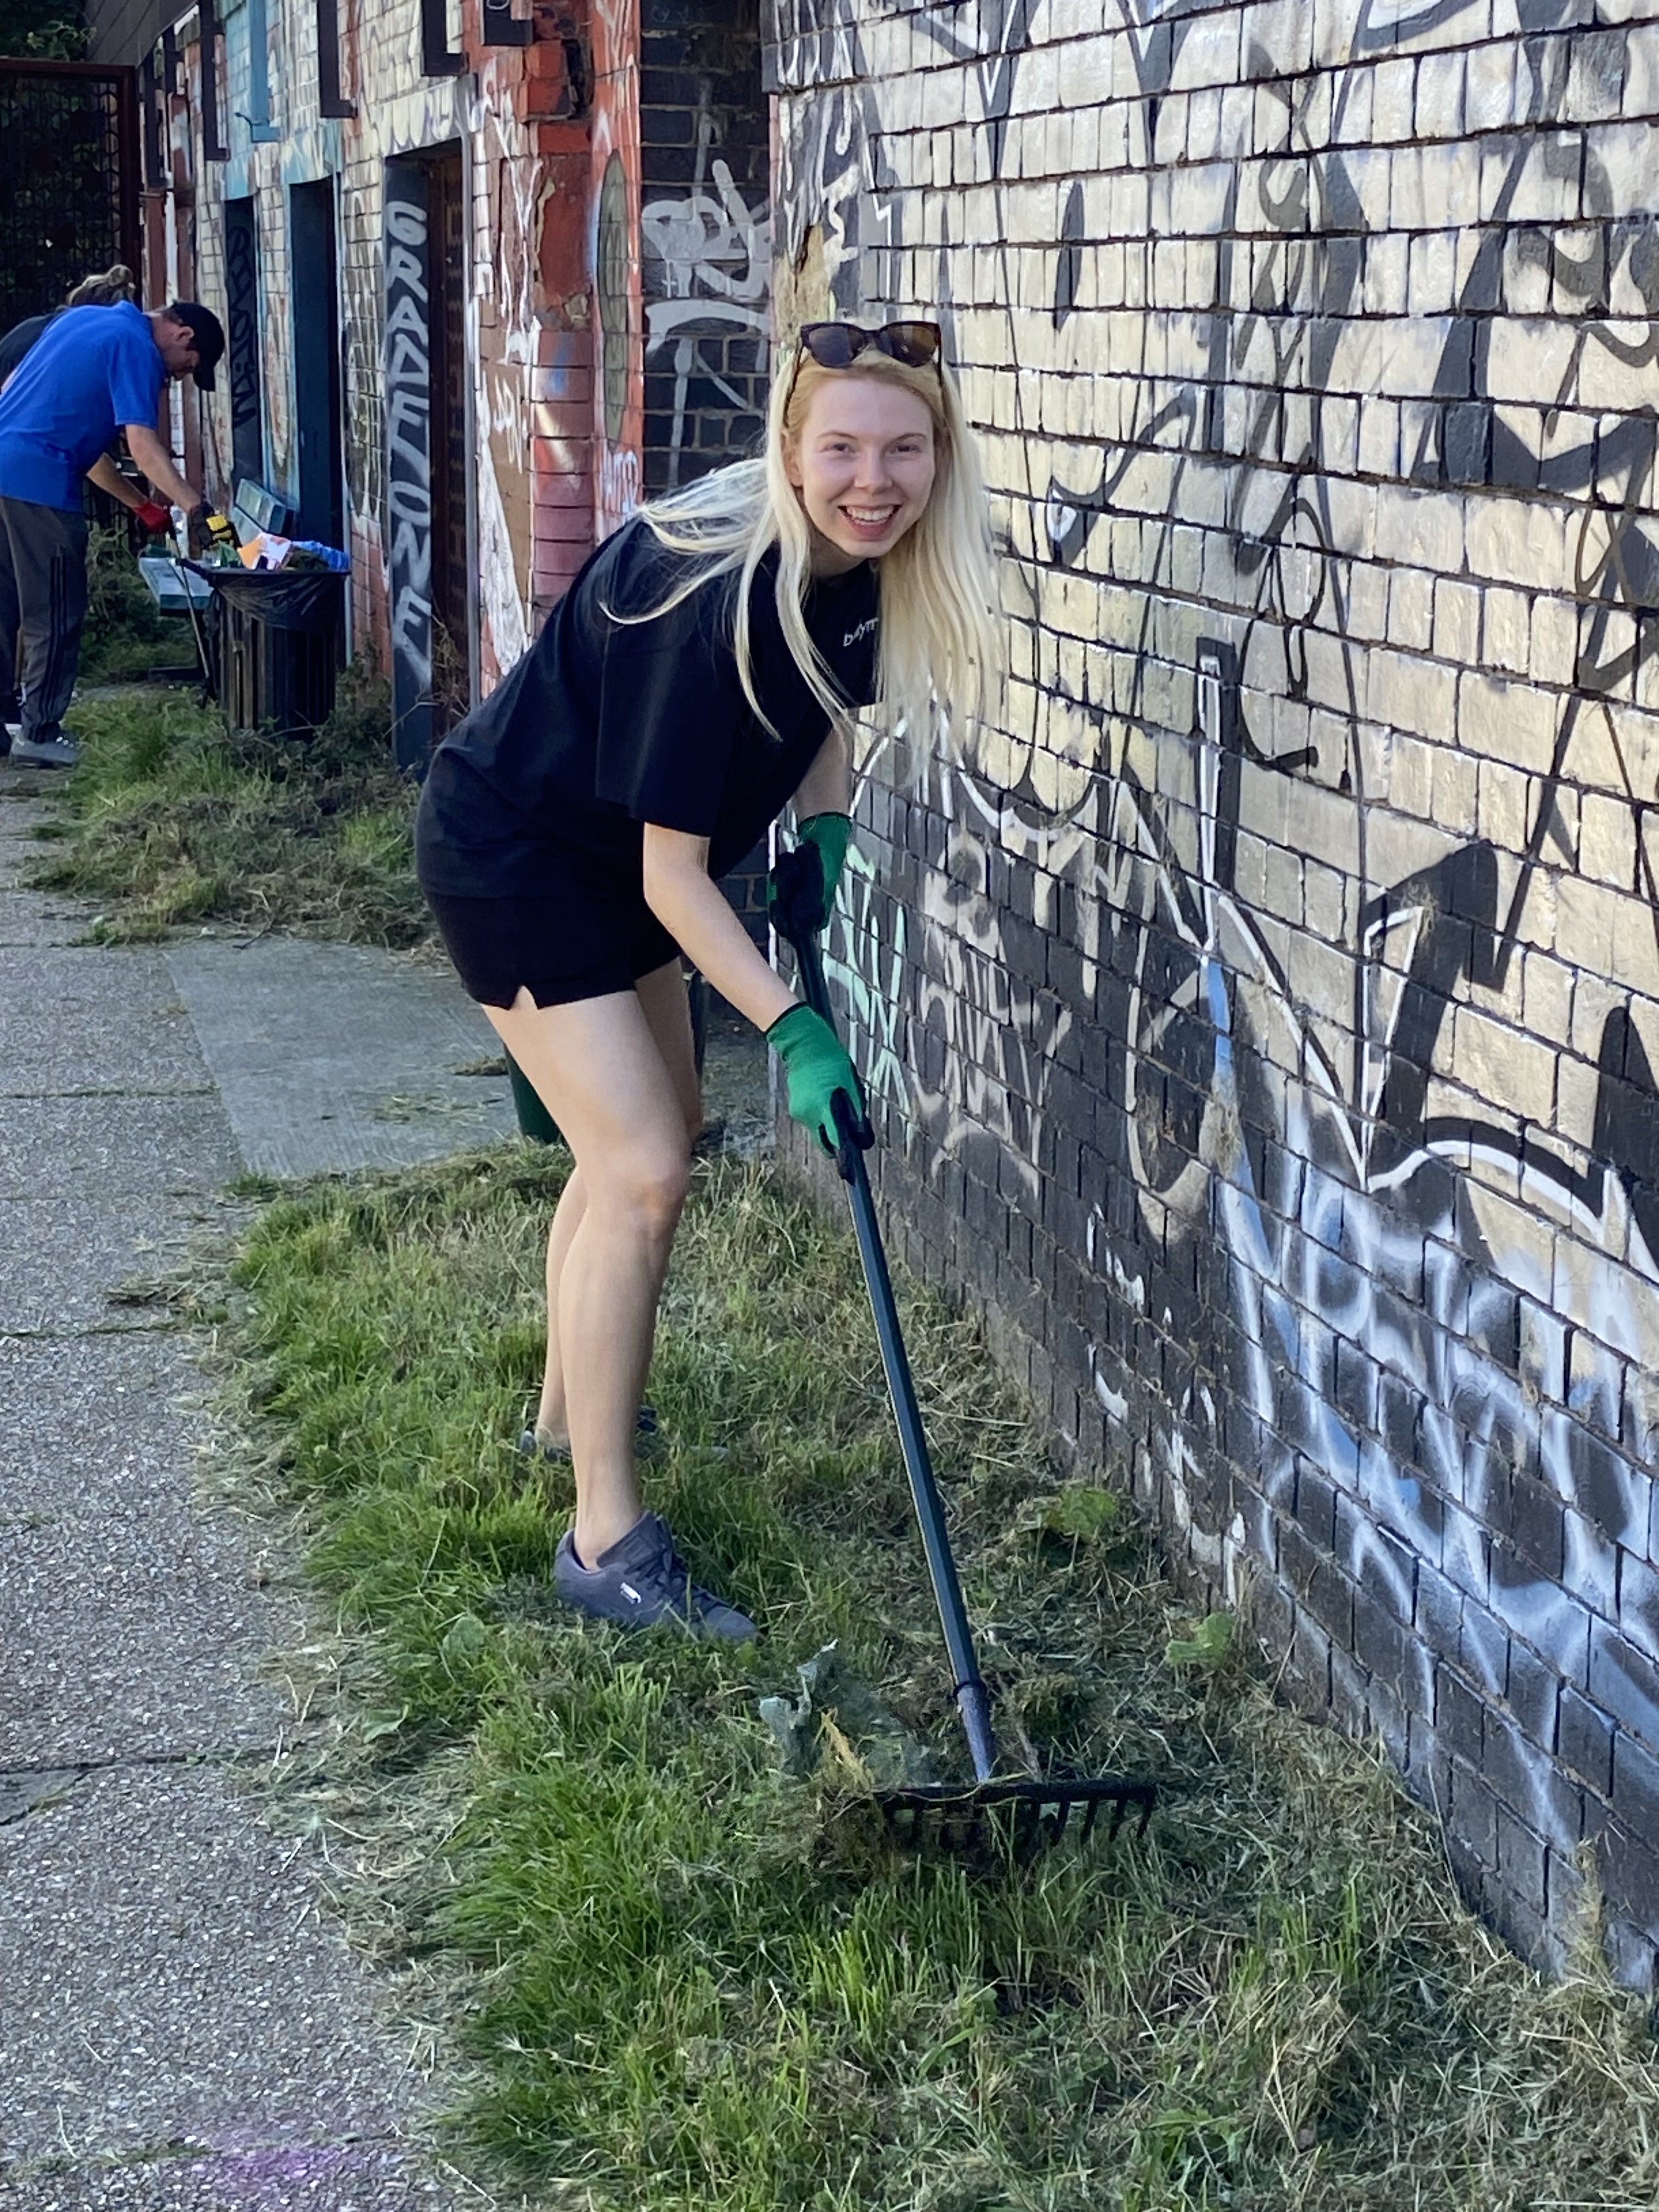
[0,302,164,511]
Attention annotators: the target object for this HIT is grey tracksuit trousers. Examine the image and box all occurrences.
[0,495,88,744]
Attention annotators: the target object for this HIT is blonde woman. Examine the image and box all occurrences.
[415,319,1001,1638]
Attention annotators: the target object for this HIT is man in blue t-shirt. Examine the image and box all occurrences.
[0,298,223,766]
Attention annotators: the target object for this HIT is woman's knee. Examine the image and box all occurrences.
[594,1144,691,1238]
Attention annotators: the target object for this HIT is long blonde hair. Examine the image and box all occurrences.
[628,339,1002,743]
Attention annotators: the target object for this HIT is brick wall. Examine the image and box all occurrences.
[639,0,772,936]
[639,0,770,494]
[771,0,1659,1986]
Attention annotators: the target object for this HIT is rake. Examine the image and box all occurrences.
[773,851,1156,1859]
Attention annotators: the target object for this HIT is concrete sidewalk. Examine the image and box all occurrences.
[0,763,525,2209]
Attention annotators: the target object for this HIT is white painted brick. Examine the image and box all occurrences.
[1464,39,1519,131]
[1475,755,1532,850]
[1407,230,1459,317]
[1465,495,1573,591]
[1238,0,1314,77]
[1415,50,1466,139]
[1377,315,1455,399]
[1346,561,1390,644]
[1357,396,1400,477]
[1485,586,1533,674]
[1330,57,1376,146]
[1433,743,1480,833]
[1387,566,1435,652]
[1486,131,1584,225]
[1583,119,1653,223]
[1390,732,1437,820]
[1626,17,1659,118]
[1530,593,1581,689]
[1172,7,1243,91]
[1434,576,1483,663]
[1565,28,1629,126]
[1502,233,1554,317]
[1372,55,1417,143]
[1362,229,1409,317]
[1367,646,1459,744]
[1458,670,1565,772]
[1580,788,1638,890]
[1577,322,1656,409]
[1457,1005,1556,1121]
[1374,487,1465,573]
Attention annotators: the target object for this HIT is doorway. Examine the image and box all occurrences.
[223,197,264,493]
[290,178,345,552]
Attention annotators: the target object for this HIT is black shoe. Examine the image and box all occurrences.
[553,1511,756,1641]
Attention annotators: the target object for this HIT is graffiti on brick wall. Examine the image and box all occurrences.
[792,0,1659,1965]
[591,0,643,535]
[771,0,901,311]
[385,183,434,754]
[641,138,769,486]
[472,98,543,674]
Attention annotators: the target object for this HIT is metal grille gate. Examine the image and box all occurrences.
[0,60,140,332]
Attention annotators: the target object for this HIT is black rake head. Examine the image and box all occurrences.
[875,1775,1156,1862]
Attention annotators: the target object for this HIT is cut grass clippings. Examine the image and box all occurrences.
[25,675,426,946]
[220,1143,1659,2212]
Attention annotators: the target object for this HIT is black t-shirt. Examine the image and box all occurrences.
[0,313,53,388]
[415,518,879,936]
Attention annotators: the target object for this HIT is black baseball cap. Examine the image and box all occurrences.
[165,300,225,390]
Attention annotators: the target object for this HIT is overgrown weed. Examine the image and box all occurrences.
[219,1145,1659,2210]
[79,520,172,681]
[26,670,425,945]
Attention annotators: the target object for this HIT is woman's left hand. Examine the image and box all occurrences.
[770,811,851,938]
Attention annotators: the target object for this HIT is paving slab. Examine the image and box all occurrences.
[0,1332,214,1520]
[0,946,213,1096]
[0,887,83,945]
[0,1192,226,1334]
[0,1092,240,1201]
[0,1765,454,2176]
[165,938,518,1177]
[0,1501,281,1765]
[0,793,54,889]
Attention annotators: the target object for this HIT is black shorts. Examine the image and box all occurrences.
[424,890,680,1010]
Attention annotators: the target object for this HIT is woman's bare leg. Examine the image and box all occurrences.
[528,963,699,1448]
[484,964,699,1562]
[532,1167,587,1445]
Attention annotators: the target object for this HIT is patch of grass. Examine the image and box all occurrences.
[26,671,426,946]
[78,522,174,682]
[221,1146,1659,2211]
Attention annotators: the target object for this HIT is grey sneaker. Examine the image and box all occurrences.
[553,1512,756,1642]
[9,733,80,768]
[518,1403,659,1465]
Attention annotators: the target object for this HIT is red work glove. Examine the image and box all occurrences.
[134,499,171,535]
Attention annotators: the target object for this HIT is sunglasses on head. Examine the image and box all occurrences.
[785,320,944,411]
[796,319,943,371]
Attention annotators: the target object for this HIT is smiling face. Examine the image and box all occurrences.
[784,374,939,573]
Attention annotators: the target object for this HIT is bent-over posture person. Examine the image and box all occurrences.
[415,318,1001,1639]
[0,297,222,765]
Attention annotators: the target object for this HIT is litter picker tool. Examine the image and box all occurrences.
[772,847,1156,1859]
[159,510,217,702]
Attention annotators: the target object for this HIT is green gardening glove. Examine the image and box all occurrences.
[769,812,852,938]
[766,1003,868,1156]
[798,812,851,921]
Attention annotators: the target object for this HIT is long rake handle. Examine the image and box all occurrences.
[789,925,999,1785]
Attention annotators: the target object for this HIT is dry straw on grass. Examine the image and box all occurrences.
[208,1145,1659,2212]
